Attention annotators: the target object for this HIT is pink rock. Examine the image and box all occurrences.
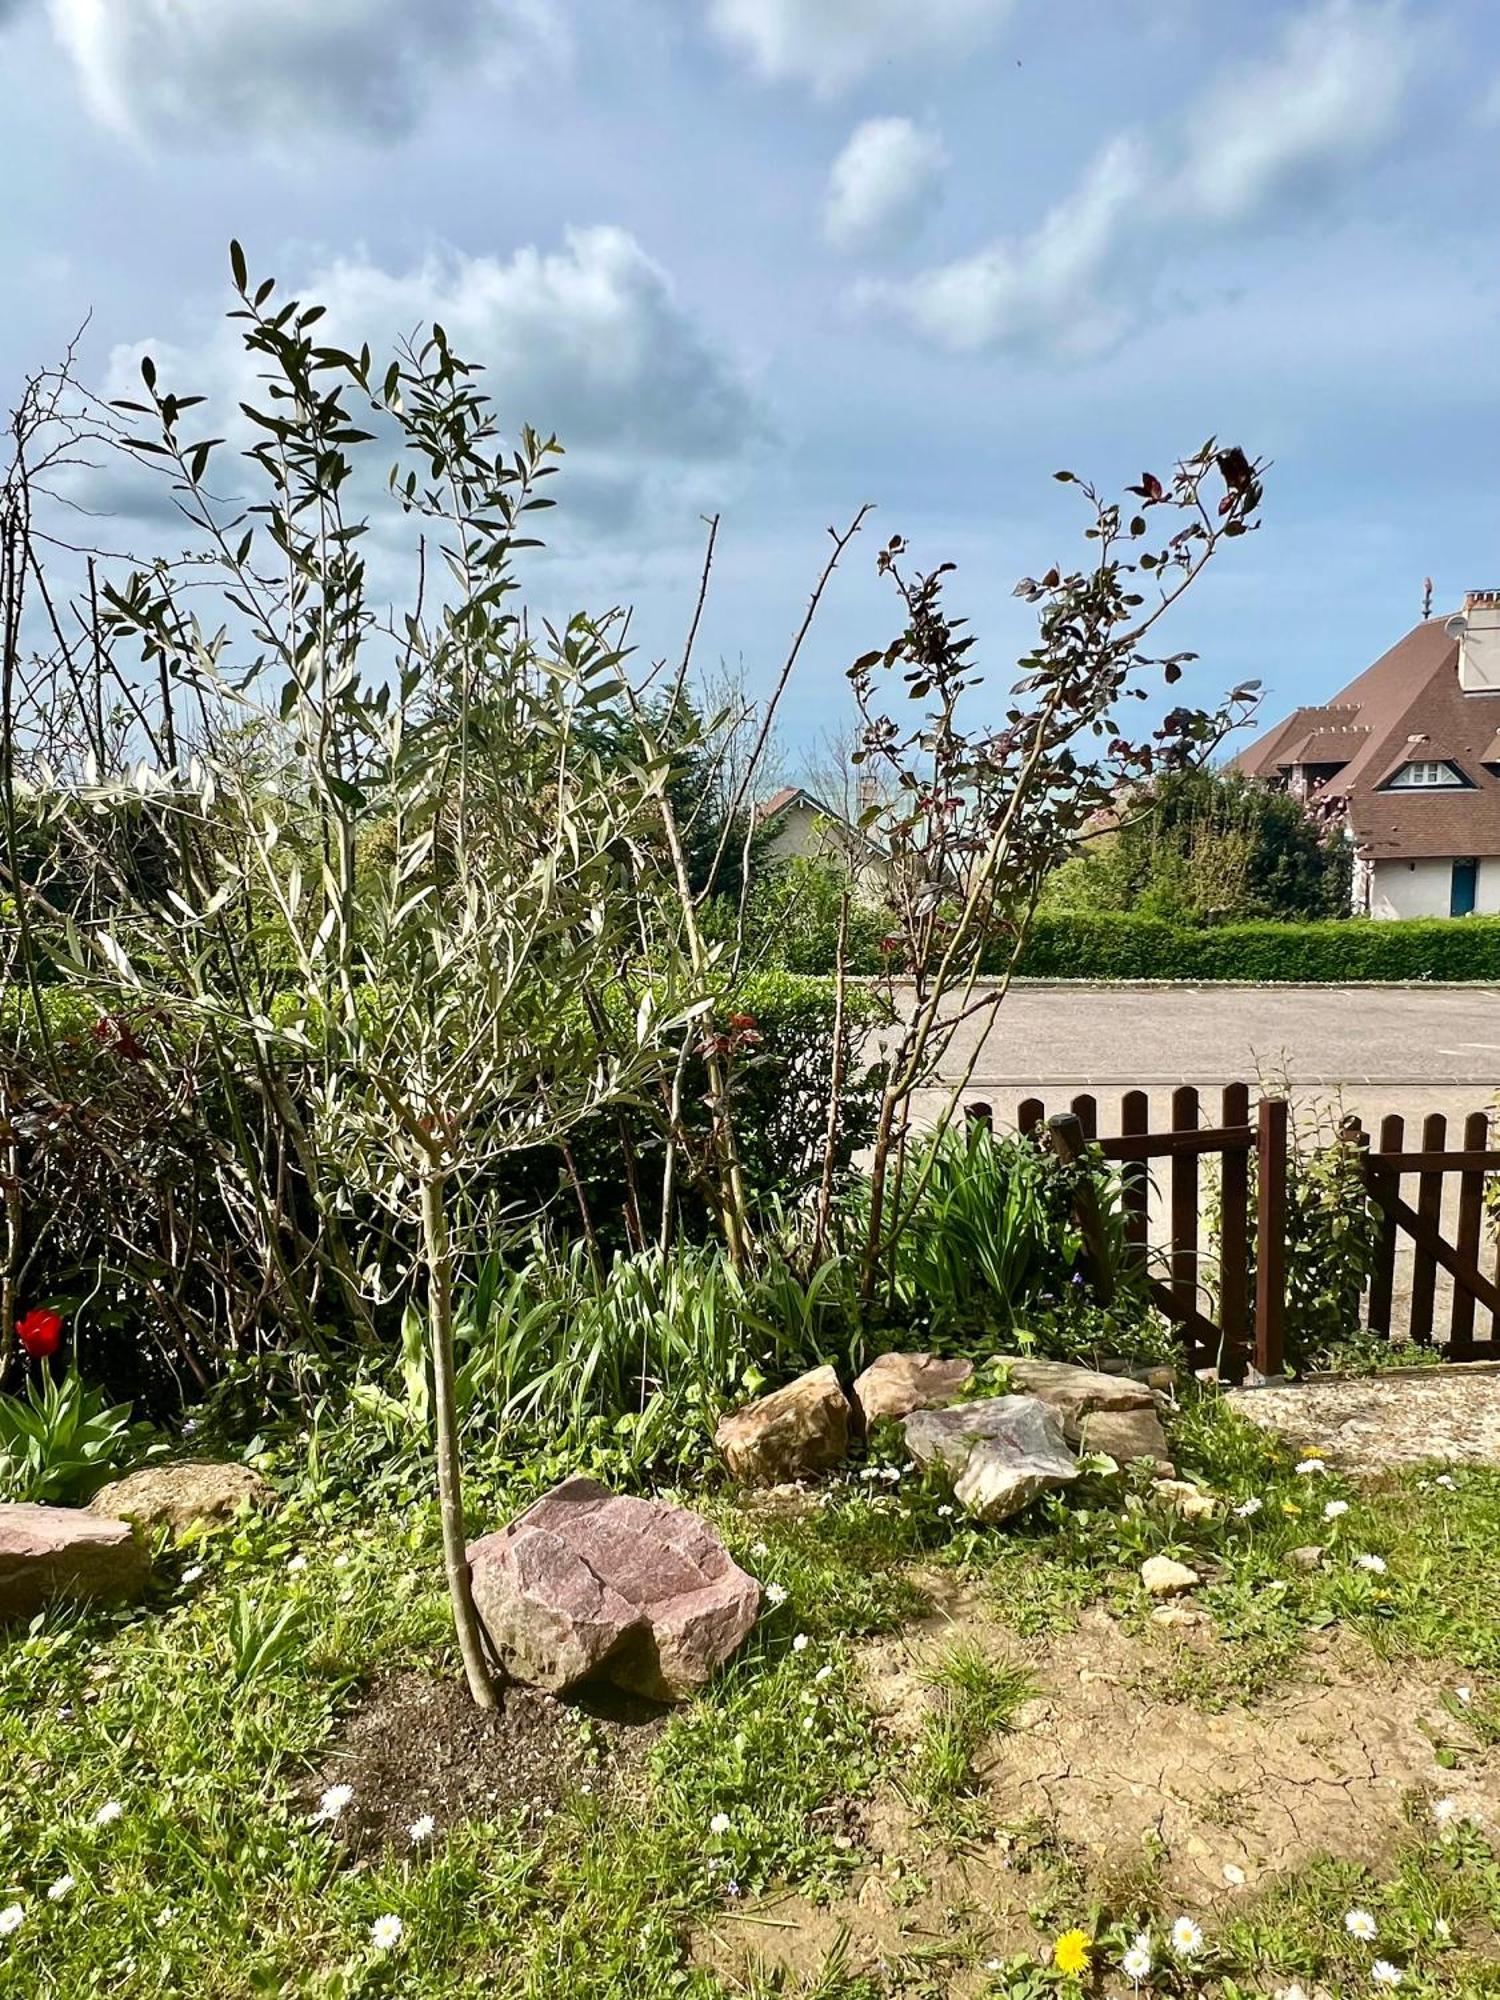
[467,1477,760,1702]
[851,1352,973,1431]
[0,1503,150,1620]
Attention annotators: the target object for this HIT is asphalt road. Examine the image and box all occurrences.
[906,982,1500,1135]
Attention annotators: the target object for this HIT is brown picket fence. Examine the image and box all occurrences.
[1011,1086,1500,1379]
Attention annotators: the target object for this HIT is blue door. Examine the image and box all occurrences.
[1451,859,1479,916]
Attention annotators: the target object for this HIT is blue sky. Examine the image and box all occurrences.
[2,0,1496,761]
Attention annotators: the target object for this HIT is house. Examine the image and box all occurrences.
[1234,592,1500,919]
[754,785,890,897]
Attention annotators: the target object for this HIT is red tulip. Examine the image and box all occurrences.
[15,1308,63,1359]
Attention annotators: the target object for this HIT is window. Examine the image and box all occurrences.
[1386,760,1467,789]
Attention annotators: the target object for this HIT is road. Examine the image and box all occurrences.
[904,982,1500,1135]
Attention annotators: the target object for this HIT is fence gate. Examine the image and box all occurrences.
[1355,1111,1500,1363]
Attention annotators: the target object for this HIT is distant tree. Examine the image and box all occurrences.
[1044,766,1350,923]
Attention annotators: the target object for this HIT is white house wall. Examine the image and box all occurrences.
[1368,857,1500,920]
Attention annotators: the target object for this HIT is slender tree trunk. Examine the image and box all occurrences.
[420,1167,497,1710]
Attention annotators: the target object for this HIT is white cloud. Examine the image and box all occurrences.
[824,117,948,255]
[90,228,763,540]
[865,0,1419,356]
[704,0,1012,95]
[47,0,560,143]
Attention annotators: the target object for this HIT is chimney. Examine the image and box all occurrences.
[1448,590,1500,694]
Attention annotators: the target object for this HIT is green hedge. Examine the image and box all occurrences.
[1004,912,1500,982]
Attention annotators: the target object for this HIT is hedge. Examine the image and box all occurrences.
[1003,912,1500,983]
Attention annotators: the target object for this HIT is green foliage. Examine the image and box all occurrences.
[0,1366,144,1504]
[1043,766,1350,924]
[740,858,887,975]
[1007,911,1500,981]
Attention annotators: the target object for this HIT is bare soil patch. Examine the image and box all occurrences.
[303,1669,664,1858]
[1228,1365,1500,1473]
[700,1599,1500,1993]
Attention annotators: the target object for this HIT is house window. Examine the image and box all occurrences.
[1386,760,1466,788]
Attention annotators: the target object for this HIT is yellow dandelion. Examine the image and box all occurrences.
[1280,1500,1301,1516]
[1053,1929,1093,1978]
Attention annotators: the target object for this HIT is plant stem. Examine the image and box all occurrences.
[420,1166,497,1709]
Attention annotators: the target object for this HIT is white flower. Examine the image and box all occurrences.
[1170,1915,1204,1957]
[369,1914,403,1951]
[1274,1986,1309,2000]
[1357,1554,1388,1574]
[155,1906,177,1928]
[1296,1458,1328,1475]
[313,1783,354,1823]
[287,1555,307,1574]
[46,1874,74,1903]
[763,1582,787,1609]
[749,1541,768,1559]
[407,1815,436,1845]
[792,1633,810,1653]
[1223,1862,1246,1886]
[814,1662,833,1684]
[332,1552,350,1569]
[1122,1932,1152,1980]
[1455,1686,1473,1705]
[879,1465,901,1483]
[93,1800,123,1827]
[937,1505,955,1518]
[1345,1907,1378,1941]
[0,1905,23,1937]
[1432,1796,1458,1826]
[1235,1496,1263,1518]
[1323,1499,1349,1521]
[181,1565,204,1585]
[1371,1960,1402,1987]
[1435,1473,1456,1490]
[858,1467,878,1481]
[709,1812,731,1836]
[1434,1918,1451,1940]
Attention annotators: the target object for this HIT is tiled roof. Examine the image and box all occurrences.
[1234,619,1500,859]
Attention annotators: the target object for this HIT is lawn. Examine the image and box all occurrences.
[3,1389,1498,1999]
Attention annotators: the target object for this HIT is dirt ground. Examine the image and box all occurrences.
[1227,1365,1500,1472]
[698,1596,1498,1995]
[304,1669,663,1857]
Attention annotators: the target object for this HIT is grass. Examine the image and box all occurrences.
[2,1389,1499,1995]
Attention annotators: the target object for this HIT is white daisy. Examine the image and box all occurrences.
[369,1914,403,1951]
[709,1812,731,1836]
[1435,1919,1451,1940]
[937,1505,955,1518]
[1357,1554,1388,1574]
[1122,1933,1152,1981]
[749,1541,768,1559]
[1371,1960,1402,1987]
[287,1555,308,1574]
[1435,1473,1456,1490]
[1170,1915,1204,1957]
[1324,1499,1350,1521]
[763,1582,787,1609]
[93,1801,123,1827]
[1234,1496,1263,1518]
[1296,1458,1328,1475]
[181,1565,204,1585]
[46,1874,74,1902]
[1432,1796,1458,1826]
[1345,1907,1378,1941]
[0,1906,22,1937]
[792,1633,810,1653]
[407,1815,436,1845]
[313,1783,354,1823]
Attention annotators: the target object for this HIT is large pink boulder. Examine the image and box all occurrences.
[0,1503,150,1620]
[467,1477,760,1703]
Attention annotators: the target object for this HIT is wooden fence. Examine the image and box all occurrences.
[1013,1086,1500,1380]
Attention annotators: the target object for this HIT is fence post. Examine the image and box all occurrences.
[1048,1111,1116,1308]
[1253,1096,1289,1380]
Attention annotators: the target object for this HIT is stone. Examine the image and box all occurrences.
[714,1365,850,1485]
[1077,1404,1173,1476]
[467,1475,759,1703]
[1153,1478,1217,1524]
[850,1352,973,1431]
[903,1396,1079,1523]
[0,1503,150,1620]
[1151,1603,1208,1629]
[738,1482,828,1522]
[1141,1555,1200,1597]
[995,1357,1156,1439]
[1288,1543,1327,1570]
[88,1461,274,1534]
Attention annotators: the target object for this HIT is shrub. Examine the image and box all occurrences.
[1005,912,1500,982]
[0,1367,146,1505]
[741,859,887,975]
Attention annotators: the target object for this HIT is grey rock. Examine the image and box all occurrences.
[903,1396,1079,1523]
[995,1357,1156,1439]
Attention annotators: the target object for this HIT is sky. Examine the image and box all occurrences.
[1,0,1497,761]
